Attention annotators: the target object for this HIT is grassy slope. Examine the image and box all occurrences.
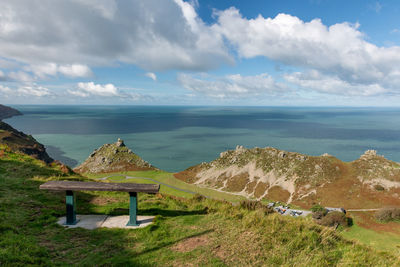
[341,224,400,256]
[86,170,246,202]
[1,148,399,266]
[340,212,400,255]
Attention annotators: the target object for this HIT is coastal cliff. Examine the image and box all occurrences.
[0,121,54,163]
[175,146,400,208]
[0,105,55,164]
[0,104,22,120]
[74,138,156,173]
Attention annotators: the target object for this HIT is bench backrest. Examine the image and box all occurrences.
[40,181,160,193]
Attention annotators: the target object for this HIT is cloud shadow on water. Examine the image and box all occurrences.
[45,145,79,167]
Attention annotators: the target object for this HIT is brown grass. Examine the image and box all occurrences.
[266,186,290,203]
[254,182,269,198]
[171,235,209,252]
[225,173,249,192]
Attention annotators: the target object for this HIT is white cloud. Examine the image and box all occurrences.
[0,70,6,81]
[68,82,154,102]
[145,72,157,81]
[285,70,387,96]
[71,0,117,20]
[0,0,231,71]
[28,63,58,78]
[0,84,12,93]
[0,58,19,69]
[70,82,120,97]
[58,64,92,78]
[215,9,400,90]
[67,89,89,98]
[27,63,92,79]
[7,71,34,82]
[17,84,51,97]
[0,83,51,97]
[178,73,288,98]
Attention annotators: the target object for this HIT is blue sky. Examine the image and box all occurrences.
[1,0,400,106]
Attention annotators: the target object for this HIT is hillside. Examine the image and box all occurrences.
[0,121,54,163]
[175,146,400,209]
[0,147,398,266]
[0,104,22,120]
[74,138,156,173]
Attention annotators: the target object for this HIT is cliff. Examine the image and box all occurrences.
[74,138,156,174]
[175,146,400,209]
[0,104,22,120]
[0,121,54,163]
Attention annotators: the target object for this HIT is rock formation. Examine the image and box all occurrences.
[74,139,156,173]
[175,146,400,209]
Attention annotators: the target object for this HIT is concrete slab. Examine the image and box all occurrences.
[57,215,108,230]
[102,215,155,229]
[57,215,155,230]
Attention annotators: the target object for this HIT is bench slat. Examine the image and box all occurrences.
[39,181,160,193]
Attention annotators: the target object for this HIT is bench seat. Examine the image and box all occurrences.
[40,180,160,227]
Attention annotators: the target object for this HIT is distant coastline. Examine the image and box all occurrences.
[0,104,22,121]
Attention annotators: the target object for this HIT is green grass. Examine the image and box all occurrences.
[107,175,127,181]
[340,221,400,256]
[1,148,399,266]
[86,170,246,202]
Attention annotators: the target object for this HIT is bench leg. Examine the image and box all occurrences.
[65,190,78,225]
[127,192,139,226]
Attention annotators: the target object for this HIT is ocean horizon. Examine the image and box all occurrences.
[4,105,400,172]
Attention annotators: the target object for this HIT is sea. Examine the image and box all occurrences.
[4,105,400,172]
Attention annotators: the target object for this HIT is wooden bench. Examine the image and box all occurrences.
[40,181,160,226]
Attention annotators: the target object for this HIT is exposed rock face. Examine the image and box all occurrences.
[175,146,400,209]
[0,121,53,163]
[74,139,156,174]
[0,104,22,120]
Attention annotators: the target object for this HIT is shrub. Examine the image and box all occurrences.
[319,211,348,227]
[374,184,385,191]
[239,200,273,214]
[375,207,400,222]
[312,211,326,220]
[391,207,400,219]
[191,193,206,202]
[311,204,328,220]
[311,204,326,213]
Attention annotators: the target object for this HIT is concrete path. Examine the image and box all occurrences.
[347,209,379,212]
[57,215,155,230]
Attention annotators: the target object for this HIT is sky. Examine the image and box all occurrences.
[1,0,400,106]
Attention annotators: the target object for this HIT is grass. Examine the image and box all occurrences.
[86,170,246,202]
[107,175,127,181]
[340,213,400,256]
[1,148,399,266]
[341,224,400,255]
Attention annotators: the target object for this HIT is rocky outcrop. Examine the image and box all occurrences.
[0,104,22,121]
[175,146,400,209]
[0,121,53,163]
[74,139,156,174]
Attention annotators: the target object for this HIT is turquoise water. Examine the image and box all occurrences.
[4,105,400,172]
